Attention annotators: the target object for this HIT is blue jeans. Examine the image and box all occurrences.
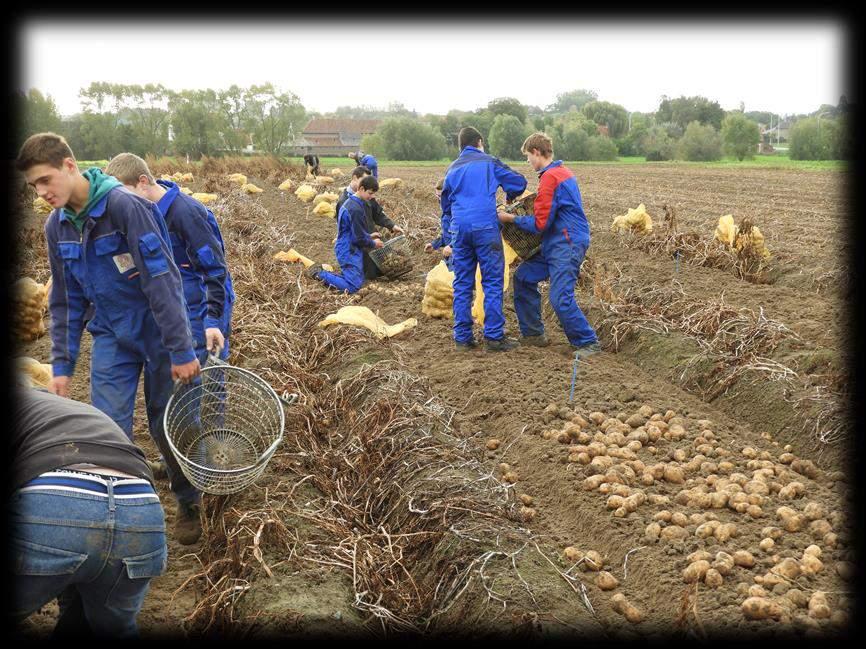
[9,485,167,637]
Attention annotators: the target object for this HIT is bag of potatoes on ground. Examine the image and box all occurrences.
[421,260,454,318]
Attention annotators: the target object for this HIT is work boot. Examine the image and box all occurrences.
[305,263,324,279]
[520,334,550,347]
[485,337,519,352]
[175,501,202,545]
[146,458,168,480]
[454,340,478,352]
[573,341,603,357]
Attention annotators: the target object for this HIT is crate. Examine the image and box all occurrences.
[501,192,543,260]
[368,234,414,279]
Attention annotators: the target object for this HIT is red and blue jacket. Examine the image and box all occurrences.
[441,146,527,231]
[514,160,590,249]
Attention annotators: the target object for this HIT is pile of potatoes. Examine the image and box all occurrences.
[537,400,851,631]
[12,277,49,342]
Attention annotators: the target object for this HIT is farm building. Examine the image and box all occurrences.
[293,118,381,156]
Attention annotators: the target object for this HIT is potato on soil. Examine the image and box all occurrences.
[595,571,619,591]
[808,591,830,619]
[704,568,724,588]
[733,550,755,568]
[583,550,604,571]
[683,560,711,583]
[502,471,519,483]
[486,438,501,450]
[610,593,643,623]
[741,597,783,620]
[519,494,533,506]
[519,506,536,522]
[771,558,801,580]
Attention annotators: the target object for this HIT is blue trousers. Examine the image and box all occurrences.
[89,332,199,505]
[451,226,505,343]
[513,241,597,346]
[318,250,365,294]
[10,486,167,637]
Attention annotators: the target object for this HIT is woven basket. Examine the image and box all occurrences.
[501,193,543,260]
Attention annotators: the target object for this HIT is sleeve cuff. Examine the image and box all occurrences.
[170,348,198,365]
[514,215,538,233]
[52,361,74,377]
[204,316,221,330]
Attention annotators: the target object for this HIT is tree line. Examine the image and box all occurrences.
[16,84,850,162]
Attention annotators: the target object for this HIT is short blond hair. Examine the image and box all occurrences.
[521,132,553,157]
[105,152,154,186]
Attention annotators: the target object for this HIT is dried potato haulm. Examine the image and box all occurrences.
[421,261,454,319]
[611,203,653,234]
[12,277,49,342]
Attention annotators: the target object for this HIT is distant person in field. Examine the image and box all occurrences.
[11,382,167,638]
[348,150,378,177]
[16,133,203,545]
[497,132,600,355]
[303,149,320,177]
[441,126,527,352]
[337,165,404,280]
[306,174,384,293]
[424,177,453,271]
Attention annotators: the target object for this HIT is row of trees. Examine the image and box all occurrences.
[14,83,306,160]
[16,84,849,162]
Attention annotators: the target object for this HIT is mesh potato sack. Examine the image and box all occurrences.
[611,203,653,234]
[294,184,317,202]
[278,178,294,191]
[16,356,53,389]
[33,197,53,214]
[192,192,218,204]
[242,183,264,194]
[421,260,455,319]
[313,192,339,205]
[12,277,49,342]
[312,201,336,218]
[227,173,248,185]
[472,239,518,326]
[715,214,736,246]
[378,178,403,189]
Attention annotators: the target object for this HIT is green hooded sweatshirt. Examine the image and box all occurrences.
[62,168,123,233]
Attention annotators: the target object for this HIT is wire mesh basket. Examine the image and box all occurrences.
[500,193,543,260]
[368,234,414,279]
[163,354,295,495]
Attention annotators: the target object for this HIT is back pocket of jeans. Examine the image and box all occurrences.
[10,537,88,576]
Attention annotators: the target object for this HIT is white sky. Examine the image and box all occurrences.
[20,20,845,118]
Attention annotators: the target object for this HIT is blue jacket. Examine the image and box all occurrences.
[430,211,452,250]
[359,154,378,176]
[336,194,377,262]
[514,160,590,251]
[156,180,234,333]
[45,186,196,377]
[441,146,527,231]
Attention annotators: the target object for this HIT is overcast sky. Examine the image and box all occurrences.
[20,20,846,118]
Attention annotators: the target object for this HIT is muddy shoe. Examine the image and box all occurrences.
[485,337,519,352]
[175,501,202,545]
[455,340,478,352]
[573,341,603,357]
[146,458,168,480]
[520,334,550,347]
[305,263,324,279]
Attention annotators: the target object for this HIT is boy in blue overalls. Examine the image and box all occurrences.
[17,133,204,545]
[349,150,378,178]
[497,132,600,355]
[441,127,527,351]
[307,175,384,293]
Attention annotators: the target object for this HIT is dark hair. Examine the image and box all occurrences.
[16,132,76,172]
[458,126,483,149]
[358,175,379,192]
[351,165,371,179]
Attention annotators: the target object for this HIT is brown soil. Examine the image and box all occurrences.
[13,162,853,639]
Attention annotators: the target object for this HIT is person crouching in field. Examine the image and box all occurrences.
[306,174,384,293]
[303,149,320,177]
[424,177,453,271]
[11,381,167,638]
[497,132,600,355]
[337,165,404,280]
[16,133,204,545]
[348,150,378,178]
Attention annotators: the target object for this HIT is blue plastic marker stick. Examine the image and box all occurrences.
[569,353,579,403]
